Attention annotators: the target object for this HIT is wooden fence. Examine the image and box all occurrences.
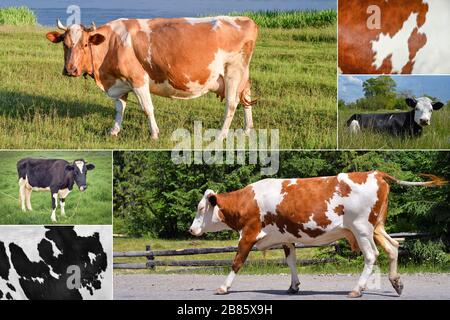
[113,232,428,270]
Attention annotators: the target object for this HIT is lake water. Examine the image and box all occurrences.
[2,0,336,26]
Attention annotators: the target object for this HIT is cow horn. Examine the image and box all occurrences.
[57,19,67,31]
[90,21,96,31]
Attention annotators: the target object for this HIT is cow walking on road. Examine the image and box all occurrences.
[347,97,444,137]
[189,171,446,298]
[17,158,95,222]
[46,16,258,140]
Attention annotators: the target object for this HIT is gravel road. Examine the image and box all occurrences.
[114,273,450,300]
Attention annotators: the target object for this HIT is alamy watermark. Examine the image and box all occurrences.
[171,122,280,175]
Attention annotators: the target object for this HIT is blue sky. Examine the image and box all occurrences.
[339,75,450,103]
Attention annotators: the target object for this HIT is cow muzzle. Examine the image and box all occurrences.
[189,227,203,236]
[419,119,430,126]
[79,185,87,192]
[63,66,82,77]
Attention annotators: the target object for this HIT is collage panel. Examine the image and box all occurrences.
[0,225,112,300]
[0,1,337,150]
[113,150,449,300]
[338,0,450,74]
[0,0,449,307]
[338,75,450,149]
[0,151,112,225]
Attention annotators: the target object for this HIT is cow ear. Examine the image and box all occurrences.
[89,33,105,46]
[65,165,75,171]
[406,98,417,108]
[86,164,95,171]
[46,31,64,43]
[432,102,444,110]
[207,194,217,207]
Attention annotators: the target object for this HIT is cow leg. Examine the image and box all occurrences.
[374,226,403,295]
[216,234,256,295]
[110,94,128,136]
[25,188,33,211]
[244,106,253,135]
[349,229,377,298]
[18,178,27,211]
[58,189,70,217]
[133,84,159,140]
[283,243,300,294]
[50,192,58,223]
[218,65,243,140]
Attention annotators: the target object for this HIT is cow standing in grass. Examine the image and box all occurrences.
[189,171,446,297]
[46,17,258,140]
[17,158,95,222]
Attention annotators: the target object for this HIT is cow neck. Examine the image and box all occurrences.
[64,170,75,190]
[86,36,108,86]
[407,110,422,136]
[215,187,259,232]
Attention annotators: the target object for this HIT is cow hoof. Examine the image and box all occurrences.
[215,287,229,295]
[390,278,404,296]
[347,290,362,298]
[109,128,120,136]
[151,133,159,140]
[287,287,299,295]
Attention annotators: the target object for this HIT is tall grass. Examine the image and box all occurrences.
[232,10,336,29]
[0,6,37,26]
[0,151,112,225]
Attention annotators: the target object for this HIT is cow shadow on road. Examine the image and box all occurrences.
[233,289,398,298]
[0,89,112,120]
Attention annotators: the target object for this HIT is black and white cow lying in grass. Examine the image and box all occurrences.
[0,226,112,300]
[17,158,95,222]
[347,97,444,137]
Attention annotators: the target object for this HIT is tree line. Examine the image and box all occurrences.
[339,76,450,111]
[113,151,449,242]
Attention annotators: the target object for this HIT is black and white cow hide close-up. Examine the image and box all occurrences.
[0,226,112,300]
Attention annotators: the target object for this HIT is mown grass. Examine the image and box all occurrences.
[0,6,37,26]
[338,108,450,149]
[0,11,337,149]
[0,151,112,225]
[113,238,450,275]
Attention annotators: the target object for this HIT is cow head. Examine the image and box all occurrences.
[46,19,105,77]
[65,159,95,192]
[189,190,229,236]
[406,97,444,126]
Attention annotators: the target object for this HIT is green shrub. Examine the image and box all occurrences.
[0,6,37,26]
[400,239,448,265]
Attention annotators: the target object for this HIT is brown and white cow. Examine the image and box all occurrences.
[339,0,450,74]
[189,171,446,297]
[46,17,258,140]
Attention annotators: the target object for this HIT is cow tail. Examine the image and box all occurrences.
[379,172,447,187]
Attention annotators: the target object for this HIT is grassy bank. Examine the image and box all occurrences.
[0,10,337,149]
[0,151,112,225]
[113,238,450,275]
[338,108,450,149]
[0,6,36,26]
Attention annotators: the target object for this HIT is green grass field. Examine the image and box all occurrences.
[113,237,450,275]
[338,108,450,149]
[0,11,337,149]
[0,151,112,225]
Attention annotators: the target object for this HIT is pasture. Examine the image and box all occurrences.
[0,151,112,225]
[0,10,337,149]
[338,108,450,149]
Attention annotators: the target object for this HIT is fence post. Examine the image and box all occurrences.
[146,245,155,269]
